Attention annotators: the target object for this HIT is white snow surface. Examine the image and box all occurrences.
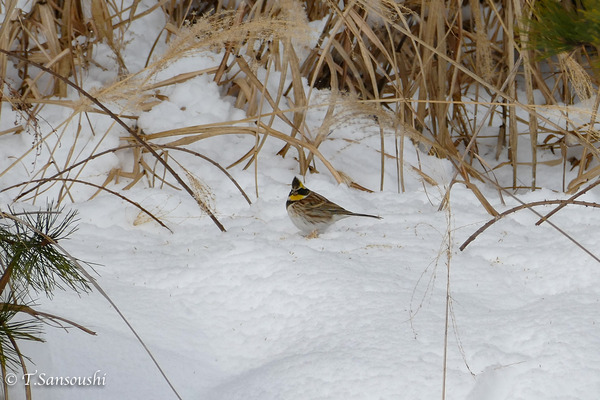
[2,2,600,399]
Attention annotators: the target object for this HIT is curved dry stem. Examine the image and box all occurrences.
[4,304,96,335]
[147,123,345,184]
[11,145,133,202]
[3,178,172,233]
[159,145,252,205]
[460,199,600,259]
[536,179,600,226]
[12,143,252,207]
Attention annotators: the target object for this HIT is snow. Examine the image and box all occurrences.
[2,2,600,400]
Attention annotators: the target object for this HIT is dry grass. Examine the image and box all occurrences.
[1,0,600,225]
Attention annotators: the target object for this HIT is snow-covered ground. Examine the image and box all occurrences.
[1,2,600,399]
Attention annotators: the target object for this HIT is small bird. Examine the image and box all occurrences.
[286,177,381,236]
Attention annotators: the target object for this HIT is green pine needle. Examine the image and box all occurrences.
[526,0,600,57]
[1,204,91,297]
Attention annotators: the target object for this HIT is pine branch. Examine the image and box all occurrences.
[0,204,91,297]
[526,0,600,58]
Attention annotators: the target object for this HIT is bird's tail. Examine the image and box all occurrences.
[350,212,382,219]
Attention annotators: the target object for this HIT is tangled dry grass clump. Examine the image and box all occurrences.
[0,0,599,226]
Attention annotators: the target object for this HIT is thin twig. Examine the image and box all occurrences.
[460,199,600,263]
[535,179,600,226]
